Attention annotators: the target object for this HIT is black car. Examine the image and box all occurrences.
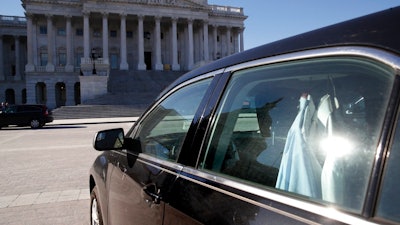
[0,104,53,129]
[90,7,400,225]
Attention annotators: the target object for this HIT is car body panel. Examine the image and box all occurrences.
[106,151,181,225]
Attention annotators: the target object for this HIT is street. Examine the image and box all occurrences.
[0,122,133,225]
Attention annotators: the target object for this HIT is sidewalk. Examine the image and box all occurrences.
[49,116,139,126]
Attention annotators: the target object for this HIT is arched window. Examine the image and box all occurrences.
[5,89,15,104]
[22,89,27,104]
[35,82,47,104]
[55,82,66,107]
[74,82,81,105]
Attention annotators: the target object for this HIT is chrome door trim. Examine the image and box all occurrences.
[138,153,184,174]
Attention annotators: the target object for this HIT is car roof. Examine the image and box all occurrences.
[160,6,400,98]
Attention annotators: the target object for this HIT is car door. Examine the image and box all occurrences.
[15,105,32,125]
[106,77,213,225]
[166,49,398,224]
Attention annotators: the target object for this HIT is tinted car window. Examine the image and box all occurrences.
[375,118,400,222]
[18,106,41,112]
[199,56,394,213]
[133,78,212,161]
[5,106,17,113]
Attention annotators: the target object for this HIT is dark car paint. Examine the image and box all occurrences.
[0,104,53,128]
[90,7,400,225]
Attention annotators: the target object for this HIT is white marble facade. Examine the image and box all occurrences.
[0,0,246,108]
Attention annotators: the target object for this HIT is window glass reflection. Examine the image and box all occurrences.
[135,78,211,161]
[200,57,394,213]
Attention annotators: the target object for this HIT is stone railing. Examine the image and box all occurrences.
[29,65,80,73]
[209,5,244,16]
[35,66,46,72]
[0,15,26,26]
[80,58,109,65]
[80,58,110,76]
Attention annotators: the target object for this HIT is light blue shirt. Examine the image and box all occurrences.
[275,95,322,198]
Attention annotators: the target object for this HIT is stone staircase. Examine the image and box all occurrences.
[51,104,146,119]
[52,70,185,119]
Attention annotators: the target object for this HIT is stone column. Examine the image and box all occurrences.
[65,15,74,72]
[83,11,90,59]
[203,21,209,62]
[102,13,109,62]
[240,27,244,52]
[32,18,38,67]
[120,13,128,70]
[171,17,180,71]
[233,30,239,53]
[213,25,218,60]
[14,36,21,80]
[46,14,55,72]
[25,13,35,72]
[0,36,3,80]
[137,15,146,70]
[154,16,163,70]
[187,18,194,70]
[226,26,231,57]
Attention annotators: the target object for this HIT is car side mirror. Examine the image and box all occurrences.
[93,128,125,151]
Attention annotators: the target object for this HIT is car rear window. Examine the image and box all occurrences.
[200,56,395,214]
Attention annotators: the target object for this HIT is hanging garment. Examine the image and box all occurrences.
[318,94,345,206]
[275,95,322,198]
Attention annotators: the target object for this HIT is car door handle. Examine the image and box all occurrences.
[142,183,162,205]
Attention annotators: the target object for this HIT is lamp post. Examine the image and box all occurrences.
[91,48,97,75]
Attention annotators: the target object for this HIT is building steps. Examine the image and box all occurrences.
[52,104,146,119]
[108,70,184,94]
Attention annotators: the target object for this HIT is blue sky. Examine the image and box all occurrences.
[1,0,399,50]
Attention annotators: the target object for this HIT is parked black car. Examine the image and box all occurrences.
[90,7,400,225]
[0,104,53,129]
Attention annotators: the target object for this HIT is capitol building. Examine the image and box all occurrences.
[0,0,246,109]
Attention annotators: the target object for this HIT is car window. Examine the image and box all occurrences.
[5,106,17,113]
[133,78,212,161]
[199,56,395,213]
[375,118,400,223]
[20,106,40,112]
